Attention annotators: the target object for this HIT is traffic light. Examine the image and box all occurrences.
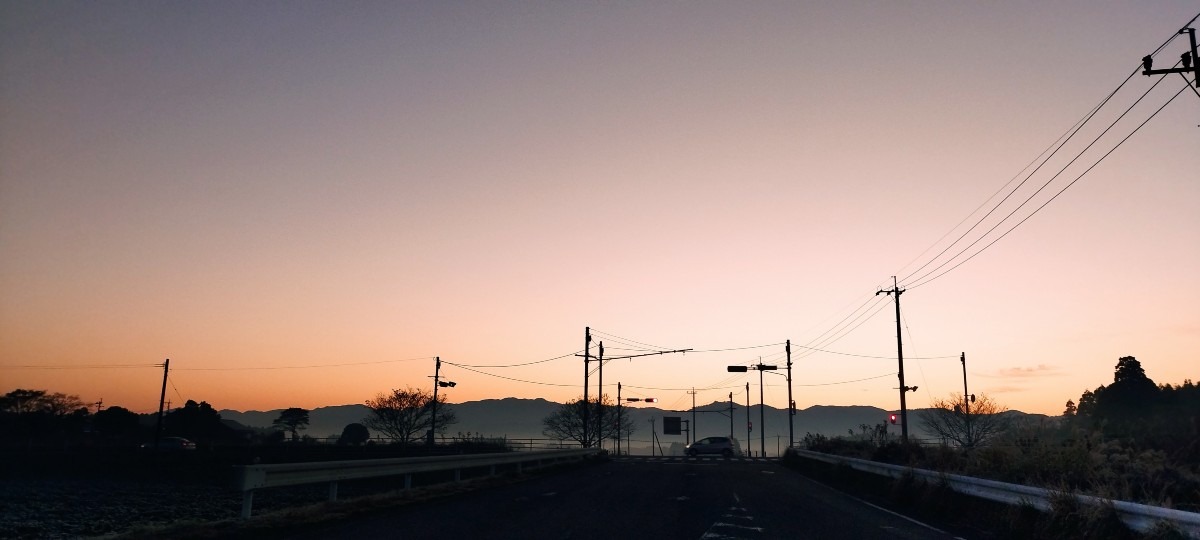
[644,398,658,403]
[889,413,897,425]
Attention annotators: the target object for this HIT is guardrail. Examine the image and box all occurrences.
[788,448,1200,537]
[234,448,601,518]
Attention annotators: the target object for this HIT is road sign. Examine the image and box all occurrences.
[663,416,682,435]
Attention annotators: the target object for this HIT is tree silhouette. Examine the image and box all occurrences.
[1090,356,1160,438]
[93,406,142,444]
[338,422,370,445]
[918,393,1009,449]
[164,400,234,444]
[272,408,310,442]
[363,386,456,446]
[0,389,86,447]
[542,395,633,447]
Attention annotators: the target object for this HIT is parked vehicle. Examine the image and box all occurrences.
[140,436,196,451]
[685,436,741,457]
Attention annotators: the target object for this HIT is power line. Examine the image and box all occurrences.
[896,13,1198,290]
[174,356,435,371]
[795,372,897,387]
[906,66,1174,289]
[687,342,786,353]
[899,72,1141,287]
[0,363,160,369]
[796,296,892,360]
[589,329,671,351]
[793,344,958,360]
[910,81,1191,290]
[449,349,582,368]
[441,361,578,388]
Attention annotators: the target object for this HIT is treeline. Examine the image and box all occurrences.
[1066,356,1199,465]
[804,356,1198,511]
[0,385,464,451]
[0,390,251,449]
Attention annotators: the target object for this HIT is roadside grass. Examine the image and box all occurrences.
[781,451,1192,540]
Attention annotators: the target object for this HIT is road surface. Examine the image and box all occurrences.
[291,455,962,539]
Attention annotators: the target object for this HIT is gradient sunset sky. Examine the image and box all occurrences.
[2,2,1197,418]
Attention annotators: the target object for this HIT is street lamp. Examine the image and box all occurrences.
[728,363,777,457]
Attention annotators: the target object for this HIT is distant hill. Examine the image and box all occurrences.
[219,399,1045,445]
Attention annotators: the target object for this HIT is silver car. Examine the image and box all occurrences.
[685,436,742,457]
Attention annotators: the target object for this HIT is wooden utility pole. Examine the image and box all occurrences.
[583,327,591,448]
[154,359,169,450]
[877,277,913,443]
[728,392,734,440]
[596,342,604,450]
[745,382,751,455]
[616,382,622,456]
[688,388,697,444]
[786,339,794,449]
[429,356,441,446]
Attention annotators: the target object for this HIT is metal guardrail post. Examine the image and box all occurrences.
[241,491,254,519]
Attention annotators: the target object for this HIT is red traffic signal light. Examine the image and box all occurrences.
[644,398,658,403]
[889,414,897,424]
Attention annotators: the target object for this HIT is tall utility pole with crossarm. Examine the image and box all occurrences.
[877,277,917,443]
[1141,27,1199,88]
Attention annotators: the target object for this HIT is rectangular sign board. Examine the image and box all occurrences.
[663,416,681,435]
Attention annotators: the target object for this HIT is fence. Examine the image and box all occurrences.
[788,448,1200,536]
[234,448,600,518]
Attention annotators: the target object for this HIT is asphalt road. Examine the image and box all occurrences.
[291,456,963,540]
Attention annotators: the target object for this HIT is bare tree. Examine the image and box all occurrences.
[543,395,633,447]
[363,386,456,446]
[919,393,1009,449]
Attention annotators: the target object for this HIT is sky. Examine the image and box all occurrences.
[2,2,1197,418]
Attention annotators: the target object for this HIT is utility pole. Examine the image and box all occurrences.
[616,382,622,456]
[728,392,734,440]
[94,399,103,413]
[430,357,441,446]
[154,359,169,450]
[877,276,914,443]
[583,327,591,448]
[1141,28,1200,88]
[758,365,766,458]
[575,334,690,449]
[688,388,698,442]
[649,418,656,456]
[786,339,794,450]
[961,352,975,445]
[596,341,604,450]
[745,382,751,456]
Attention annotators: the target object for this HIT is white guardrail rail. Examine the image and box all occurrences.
[234,448,600,518]
[790,448,1200,537]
